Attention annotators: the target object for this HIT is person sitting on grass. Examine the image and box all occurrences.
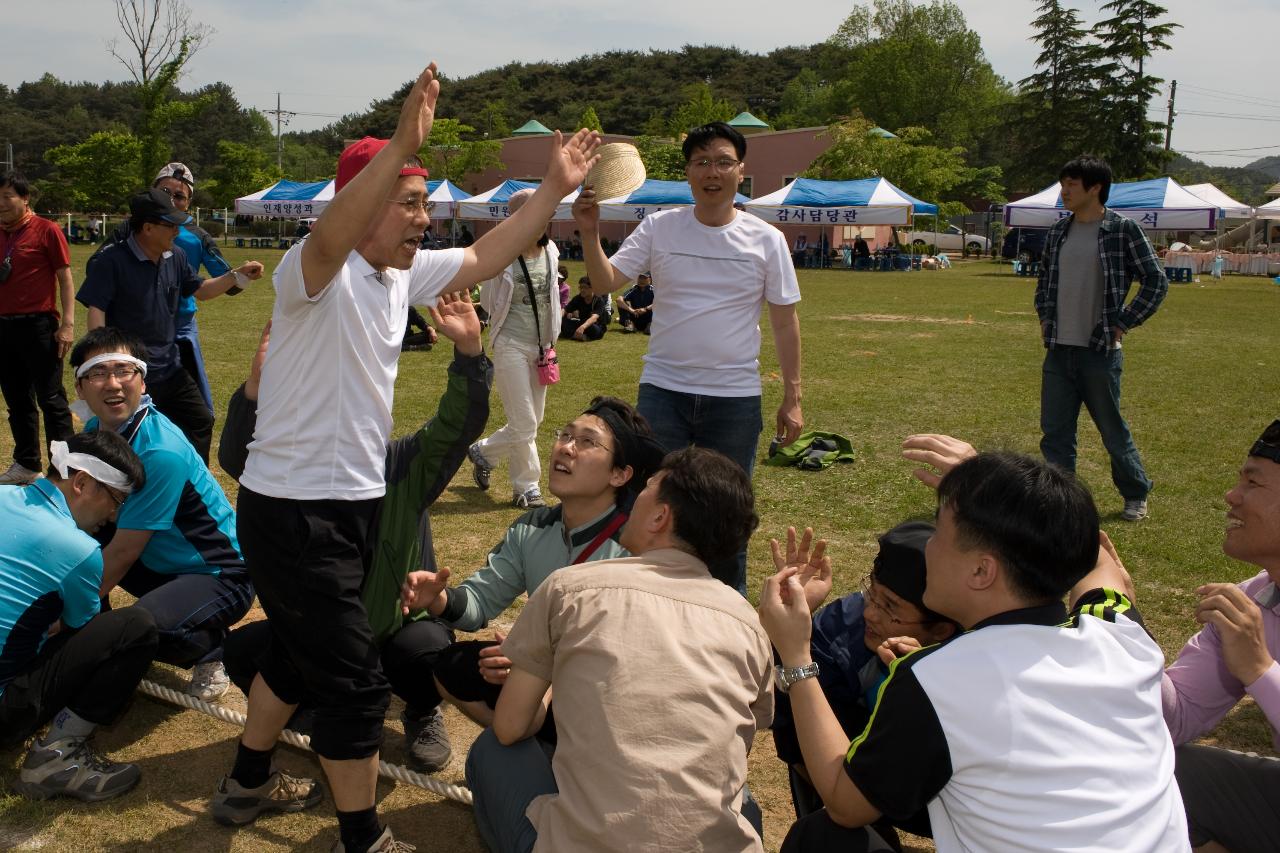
[559,276,609,341]
[399,397,665,735]
[760,445,1188,852]
[465,447,774,853]
[70,327,253,704]
[615,272,654,334]
[1,430,157,803]
[769,522,958,841]
[217,292,491,776]
[1160,418,1280,853]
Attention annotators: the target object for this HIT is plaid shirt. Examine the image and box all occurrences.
[1034,209,1167,351]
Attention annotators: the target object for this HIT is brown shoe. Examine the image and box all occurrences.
[211,769,323,826]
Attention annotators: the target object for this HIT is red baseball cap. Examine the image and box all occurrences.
[335,137,430,191]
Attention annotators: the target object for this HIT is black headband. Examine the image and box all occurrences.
[583,402,666,499]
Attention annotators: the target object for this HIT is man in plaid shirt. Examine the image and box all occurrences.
[1034,156,1167,522]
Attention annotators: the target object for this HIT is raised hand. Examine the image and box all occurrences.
[478,630,512,685]
[428,291,482,355]
[769,526,832,614]
[400,566,451,615]
[571,186,601,232]
[391,63,441,156]
[901,433,978,489]
[544,129,602,197]
[759,567,814,667]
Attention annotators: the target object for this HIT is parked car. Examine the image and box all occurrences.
[1001,227,1046,262]
[898,224,990,253]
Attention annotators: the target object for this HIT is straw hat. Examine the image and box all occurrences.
[584,143,646,201]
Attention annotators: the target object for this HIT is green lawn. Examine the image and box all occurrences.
[2,245,1278,851]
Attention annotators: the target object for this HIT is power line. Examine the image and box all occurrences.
[1176,109,1280,123]
[1183,144,1280,155]
[1178,82,1280,110]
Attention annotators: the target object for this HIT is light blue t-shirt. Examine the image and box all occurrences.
[91,405,244,576]
[175,224,232,325]
[0,480,103,695]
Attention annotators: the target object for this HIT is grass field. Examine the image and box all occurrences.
[2,244,1278,851]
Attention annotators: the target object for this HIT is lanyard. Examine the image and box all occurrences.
[3,219,32,262]
[572,511,628,565]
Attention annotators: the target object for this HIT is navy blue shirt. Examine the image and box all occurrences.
[621,284,655,311]
[77,234,202,381]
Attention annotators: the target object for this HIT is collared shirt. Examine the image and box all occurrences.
[0,480,103,695]
[1034,209,1168,352]
[240,243,464,501]
[844,589,1188,852]
[503,550,774,853]
[77,234,202,381]
[0,214,70,317]
[1163,569,1280,750]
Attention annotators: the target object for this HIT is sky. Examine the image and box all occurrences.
[5,0,1277,170]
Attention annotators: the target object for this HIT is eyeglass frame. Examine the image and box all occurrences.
[1250,419,1280,465]
[685,157,742,173]
[386,197,436,215]
[96,479,127,509]
[79,365,143,385]
[158,186,191,202]
[859,573,932,627]
[552,428,613,454]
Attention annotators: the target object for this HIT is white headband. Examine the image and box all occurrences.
[49,440,135,494]
[75,352,148,380]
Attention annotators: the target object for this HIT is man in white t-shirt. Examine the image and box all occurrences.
[209,62,600,853]
[572,121,803,594]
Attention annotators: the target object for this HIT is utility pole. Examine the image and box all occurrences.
[264,93,296,176]
[1164,79,1177,155]
[1,141,13,172]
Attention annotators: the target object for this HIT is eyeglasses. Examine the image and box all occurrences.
[97,480,126,509]
[80,366,142,384]
[160,187,190,202]
[1251,419,1280,465]
[387,197,436,215]
[553,428,612,453]
[686,157,741,172]
[148,219,180,230]
[860,576,930,627]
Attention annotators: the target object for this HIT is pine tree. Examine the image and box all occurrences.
[1090,0,1180,178]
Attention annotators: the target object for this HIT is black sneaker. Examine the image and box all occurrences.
[211,769,323,826]
[16,736,140,802]
[468,443,493,491]
[402,707,452,773]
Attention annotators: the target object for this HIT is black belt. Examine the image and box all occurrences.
[0,312,55,321]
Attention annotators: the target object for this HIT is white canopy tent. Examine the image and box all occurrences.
[235,179,334,217]
[457,180,578,221]
[1183,184,1254,219]
[1004,177,1218,230]
[745,177,936,226]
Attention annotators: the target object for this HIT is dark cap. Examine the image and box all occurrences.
[129,188,192,226]
[1250,419,1280,465]
[872,520,949,623]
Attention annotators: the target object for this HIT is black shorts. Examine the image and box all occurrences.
[236,486,389,761]
[435,639,556,743]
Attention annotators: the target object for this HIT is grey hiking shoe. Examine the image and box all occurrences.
[513,486,545,509]
[0,462,40,486]
[402,707,452,773]
[331,826,416,852]
[468,443,493,491]
[1122,499,1149,521]
[211,769,323,826]
[16,736,140,802]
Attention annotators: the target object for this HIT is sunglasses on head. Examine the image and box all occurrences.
[1251,419,1280,465]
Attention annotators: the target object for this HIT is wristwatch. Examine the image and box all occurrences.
[775,661,820,693]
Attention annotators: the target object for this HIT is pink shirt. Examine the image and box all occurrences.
[1162,570,1280,749]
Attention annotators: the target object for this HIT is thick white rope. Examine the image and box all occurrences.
[138,679,473,805]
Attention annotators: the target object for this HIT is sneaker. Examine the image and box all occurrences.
[16,736,140,802]
[621,322,636,333]
[513,486,546,509]
[331,826,415,853]
[1122,499,1149,522]
[468,443,493,491]
[188,661,230,701]
[402,707,452,773]
[210,769,324,826]
[0,462,40,486]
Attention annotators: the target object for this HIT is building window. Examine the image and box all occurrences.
[740,176,753,199]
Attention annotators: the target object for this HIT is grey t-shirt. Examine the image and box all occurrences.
[498,252,552,346]
[1054,220,1104,348]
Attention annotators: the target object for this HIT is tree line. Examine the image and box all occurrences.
[4,0,1274,215]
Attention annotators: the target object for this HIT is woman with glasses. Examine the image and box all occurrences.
[467,188,563,509]
[770,521,959,847]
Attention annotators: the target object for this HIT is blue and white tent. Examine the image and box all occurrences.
[1004,177,1218,230]
[427,179,470,219]
[457,179,578,221]
[597,179,751,222]
[745,177,936,226]
[235,179,334,217]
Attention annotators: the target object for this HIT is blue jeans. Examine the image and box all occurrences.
[466,728,763,852]
[636,383,763,595]
[1040,346,1152,501]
